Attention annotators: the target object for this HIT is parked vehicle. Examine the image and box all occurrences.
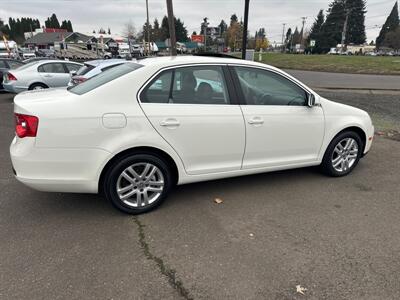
[0,59,25,91]
[36,49,56,58]
[10,56,374,214]
[3,60,82,93]
[68,59,136,86]
[0,40,18,59]
[18,48,36,60]
[176,42,187,54]
[117,43,130,58]
[131,44,144,57]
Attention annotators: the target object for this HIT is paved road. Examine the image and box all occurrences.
[1,92,400,299]
[285,69,400,91]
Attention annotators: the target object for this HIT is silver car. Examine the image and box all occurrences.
[3,60,82,93]
[68,59,129,86]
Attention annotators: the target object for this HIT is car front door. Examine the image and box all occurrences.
[231,66,324,169]
[38,62,70,87]
[139,65,245,175]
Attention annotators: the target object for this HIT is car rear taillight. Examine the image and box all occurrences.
[7,73,17,81]
[15,113,39,138]
[72,76,87,85]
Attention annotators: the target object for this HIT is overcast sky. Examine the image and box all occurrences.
[0,0,397,43]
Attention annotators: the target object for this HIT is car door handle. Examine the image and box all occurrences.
[43,74,53,78]
[160,119,180,127]
[248,117,264,125]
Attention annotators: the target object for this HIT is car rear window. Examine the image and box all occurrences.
[77,64,96,76]
[68,63,143,95]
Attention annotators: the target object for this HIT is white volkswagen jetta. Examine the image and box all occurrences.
[10,56,374,214]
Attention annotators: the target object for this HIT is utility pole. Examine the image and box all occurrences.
[146,0,151,55]
[341,9,350,53]
[166,0,177,56]
[281,23,286,53]
[241,0,250,59]
[300,17,307,48]
[202,18,209,51]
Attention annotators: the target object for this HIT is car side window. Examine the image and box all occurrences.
[65,63,81,72]
[141,71,173,103]
[38,63,66,74]
[141,66,230,105]
[234,66,307,106]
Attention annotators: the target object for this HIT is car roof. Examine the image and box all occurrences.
[85,59,131,68]
[0,58,23,62]
[138,55,272,69]
[36,59,82,65]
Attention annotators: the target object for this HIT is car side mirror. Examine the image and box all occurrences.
[69,70,77,77]
[307,93,316,107]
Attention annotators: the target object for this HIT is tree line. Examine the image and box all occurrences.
[0,13,73,44]
[303,0,399,53]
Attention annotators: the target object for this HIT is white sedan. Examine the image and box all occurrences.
[10,56,374,214]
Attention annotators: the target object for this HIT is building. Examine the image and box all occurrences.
[24,31,97,50]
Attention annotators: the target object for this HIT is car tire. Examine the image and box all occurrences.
[321,131,364,177]
[29,83,48,90]
[103,153,173,214]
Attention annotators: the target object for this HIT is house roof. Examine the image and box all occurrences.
[65,32,97,43]
[24,32,72,45]
[102,37,116,44]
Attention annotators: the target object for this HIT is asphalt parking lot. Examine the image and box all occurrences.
[1,91,400,299]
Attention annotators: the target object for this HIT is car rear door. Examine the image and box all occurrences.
[231,65,324,169]
[38,62,70,87]
[139,65,245,175]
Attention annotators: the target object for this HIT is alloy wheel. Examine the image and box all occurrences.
[116,162,164,208]
[331,137,359,173]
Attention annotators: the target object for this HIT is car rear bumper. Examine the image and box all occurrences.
[3,82,28,93]
[10,136,111,193]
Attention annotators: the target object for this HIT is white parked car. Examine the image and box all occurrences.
[10,56,374,214]
[3,60,82,93]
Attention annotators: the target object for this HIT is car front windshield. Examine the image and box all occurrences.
[68,62,143,95]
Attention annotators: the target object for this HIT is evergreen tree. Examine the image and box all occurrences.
[67,20,73,32]
[230,14,238,26]
[218,20,228,35]
[160,16,169,41]
[175,18,189,42]
[159,16,189,42]
[384,27,400,49]
[292,27,301,45]
[285,27,292,51]
[320,0,346,52]
[152,18,162,41]
[60,20,68,30]
[309,9,325,53]
[376,1,399,48]
[50,13,60,28]
[346,0,366,44]
[108,27,111,35]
